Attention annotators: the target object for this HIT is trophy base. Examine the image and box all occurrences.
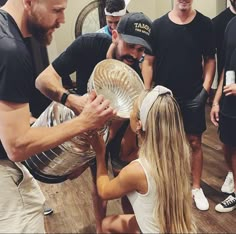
[22,161,68,184]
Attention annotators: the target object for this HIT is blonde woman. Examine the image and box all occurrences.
[91,86,196,233]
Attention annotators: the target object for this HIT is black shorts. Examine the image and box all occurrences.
[219,113,236,147]
[176,88,208,135]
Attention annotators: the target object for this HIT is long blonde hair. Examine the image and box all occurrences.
[137,90,196,233]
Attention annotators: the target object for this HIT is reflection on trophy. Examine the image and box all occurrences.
[23,59,144,183]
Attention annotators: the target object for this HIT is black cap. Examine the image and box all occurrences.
[117,12,152,52]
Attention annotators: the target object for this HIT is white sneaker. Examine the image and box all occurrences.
[221,172,234,194]
[192,188,209,211]
[215,194,236,213]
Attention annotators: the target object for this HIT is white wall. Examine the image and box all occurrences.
[193,0,226,18]
[47,0,91,62]
[128,0,172,20]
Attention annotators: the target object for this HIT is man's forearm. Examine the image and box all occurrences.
[213,69,224,105]
[36,64,67,103]
[142,55,155,90]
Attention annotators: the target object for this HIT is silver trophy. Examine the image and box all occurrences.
[24,59,144,183]
[88,59,144,119]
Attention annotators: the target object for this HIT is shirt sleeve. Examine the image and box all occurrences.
[0,38,33,103]
[202,18,216,58]
[52,34,110,78]
[52,36,86,78]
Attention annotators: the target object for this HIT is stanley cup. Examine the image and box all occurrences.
[24,59,144,183]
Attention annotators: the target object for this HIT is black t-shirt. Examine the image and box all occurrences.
[149,11,215,99]
[25,38,52,118]
[220,17,236,118]
[0,10,34,159]
[52,33,142,95]
[212,8,236,78]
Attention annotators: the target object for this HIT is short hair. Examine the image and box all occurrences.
[105,0,125,13]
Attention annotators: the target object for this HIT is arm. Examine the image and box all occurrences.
[0,92,115,162]
[210,68,224,126]
[202,56,216,93]
[35,65,86,114]
[90,134,143,200]
[97,157,142,200]
[223,82,236,97]
[141,54,155,90]
[29,113,37,125]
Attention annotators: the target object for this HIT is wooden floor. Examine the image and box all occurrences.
[39,105,236,233]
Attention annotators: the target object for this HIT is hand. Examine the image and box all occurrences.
[210,104,220,126]
[191,87,209,109]
[87,132,106,159]
[67,93,88,115]
[29,116,37,125]
[196,87,209,106]
[223,84,236,96]
[78,90,116,131]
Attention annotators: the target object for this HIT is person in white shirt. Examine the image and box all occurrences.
[91,86,196,233]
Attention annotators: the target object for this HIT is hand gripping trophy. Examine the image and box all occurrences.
[23,59,144,183]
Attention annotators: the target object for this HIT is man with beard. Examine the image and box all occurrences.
[35,12,152,233]
[211,0,236,195]
[0,0,115,233]
[142,0,216,211]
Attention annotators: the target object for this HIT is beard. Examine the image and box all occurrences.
[177,0,192,11]
[112,46,139,66]
[230,0,236,11]
[27,14,59,46]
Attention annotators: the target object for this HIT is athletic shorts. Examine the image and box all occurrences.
[219,113,236,147]
[176,88,208,135]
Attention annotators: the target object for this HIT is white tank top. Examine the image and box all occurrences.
[127,158,160,233]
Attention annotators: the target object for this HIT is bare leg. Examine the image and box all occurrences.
[187,134,203,189]
[221,145,234,194]
[223,144,233,172]
[188,134,209,210]
[230,145,236,193]
[90,164,107,233]
[215,145,236,213]
[102,214,140,234]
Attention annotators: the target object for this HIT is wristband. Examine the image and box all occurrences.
[60,91,70,105]
[212,103,219,107]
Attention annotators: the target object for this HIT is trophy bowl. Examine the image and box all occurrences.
[88,59,144,119]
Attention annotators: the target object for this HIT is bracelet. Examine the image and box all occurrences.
[212,103,219,107]
[60,91,70,105]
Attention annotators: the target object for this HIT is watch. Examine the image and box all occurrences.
[60,91,70,105]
